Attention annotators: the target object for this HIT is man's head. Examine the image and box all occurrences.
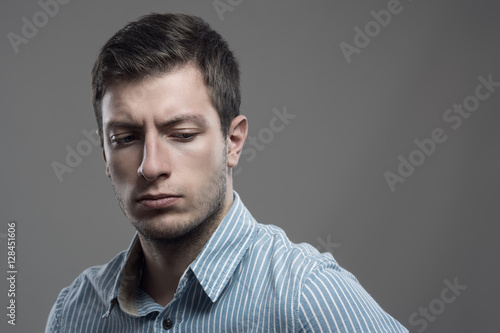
[92,13,241,138]
[92,13,247,243]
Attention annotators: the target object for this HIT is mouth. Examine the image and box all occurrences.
[136,193,181,209]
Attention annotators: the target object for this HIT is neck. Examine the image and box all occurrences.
[138,190,234,306]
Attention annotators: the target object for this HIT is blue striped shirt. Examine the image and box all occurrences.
[46,192,408,332]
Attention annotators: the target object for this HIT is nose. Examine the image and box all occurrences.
[137,135,171,181]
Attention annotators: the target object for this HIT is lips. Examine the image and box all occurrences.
[137,193,181,209]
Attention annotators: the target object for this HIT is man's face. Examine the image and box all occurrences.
[100,64,233,241]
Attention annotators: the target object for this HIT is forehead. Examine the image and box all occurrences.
[101,64,218,128]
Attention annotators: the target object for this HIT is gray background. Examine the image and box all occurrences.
[1,0,499,331]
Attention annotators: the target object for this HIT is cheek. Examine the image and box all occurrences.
[175,137,224,175]
[108,151,141,182]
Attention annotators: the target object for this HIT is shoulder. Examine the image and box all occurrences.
[65,249,127,301]
[295,250,409,332]
[253,222,339,273]
[45,250,127,333]
[252,222,365,295]
[297,264,408,332]
[251,223,408,332]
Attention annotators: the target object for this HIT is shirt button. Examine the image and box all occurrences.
[163,318,173,330]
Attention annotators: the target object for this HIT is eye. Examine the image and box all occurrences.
[111,134,139,146]
[122,135,136,143]
[171,133,198,141]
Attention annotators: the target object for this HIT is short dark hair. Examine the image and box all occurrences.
[91,13,240,137]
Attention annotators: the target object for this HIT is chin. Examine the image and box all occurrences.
[132,215,196,240]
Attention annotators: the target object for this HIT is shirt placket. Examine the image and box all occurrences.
[153,268,195,332]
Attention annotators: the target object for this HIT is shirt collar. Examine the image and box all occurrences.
[104,191,257,317]
[189,191,257,302]
[103,233,143,318]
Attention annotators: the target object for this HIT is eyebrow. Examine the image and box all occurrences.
[105,114,209,132]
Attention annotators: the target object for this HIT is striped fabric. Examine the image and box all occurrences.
[46,192,408,332]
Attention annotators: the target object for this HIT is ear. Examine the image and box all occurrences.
[97,130,111,178]
[226,115,248,168]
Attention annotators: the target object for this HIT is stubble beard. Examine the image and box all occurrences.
[112,148,228,250]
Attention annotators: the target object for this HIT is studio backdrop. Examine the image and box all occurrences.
[1,0,499,331]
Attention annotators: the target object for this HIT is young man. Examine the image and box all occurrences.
[46,13,408,332]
